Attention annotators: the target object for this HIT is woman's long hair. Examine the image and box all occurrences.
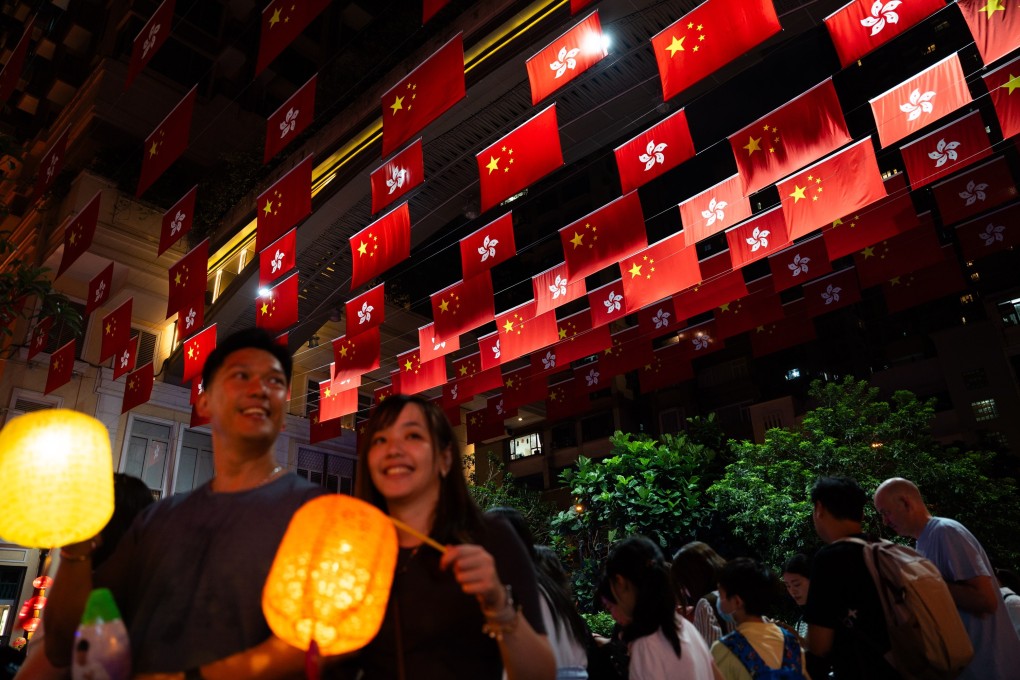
[604,535,681,657]
[354,394,485,544]
[670,540,727,609]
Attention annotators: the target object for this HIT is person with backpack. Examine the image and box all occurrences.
[711,558,810,680]
[874,477,1020,680]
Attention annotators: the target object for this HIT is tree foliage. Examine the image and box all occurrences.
[466,451,555,547]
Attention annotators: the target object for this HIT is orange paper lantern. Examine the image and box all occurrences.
[262,494,398,655]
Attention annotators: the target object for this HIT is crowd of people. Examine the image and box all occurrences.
[9,327,1020,680]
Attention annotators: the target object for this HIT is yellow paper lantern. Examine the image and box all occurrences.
[0,409,113,548]
[263,494,398,656]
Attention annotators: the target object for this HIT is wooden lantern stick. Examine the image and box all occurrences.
[388,517,448,554]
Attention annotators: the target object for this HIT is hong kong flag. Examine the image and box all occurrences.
[803,268,861,317]
[883,252,965,314]
[125,0,175,89]
[651,0,781,102]
[137,85,196,197]
[27,317,53,362]
[333,327,380,383]
[57,191,102,278]
[638,298,681,339]
[460,212,516,280]
[478,331,502,371]
[477,105,563,213]
[574,360,608,394]
[431,273,494,340]
[620,232,700,313]
[394,348,446,395]
[853,224,945,288]
[346,283,385,338]
[503,364,547,411]
[673,268,748,320]
[870,53,971,149]
[418,323,460,363]
[45,340,76,395]
[560,192,647,281]
[182,324,216,383]
[824,0,946,68]
[309,410,343,444]
[957,0,1020,67]
[371,138,424,215]
[588,279,628,329]
[265,74,316,163]
[899,111,992,190]
[822,187,919,260]
[121,362,154,414]
[931,155,1015,226]
[158,185,196,256]
[255,0,331,75]
[86,262,114,316]
[350,202,411,290]
[955,202,1020,260]
[255,271,298,333]
[258,228,296,287]
[984,57,1020,139]
[527,12,606,105]
[614,108,695,193]
[675,319,725,362]
[679,174,752,244]
[497,301,559,363]
[34,126,68,199]
[176,294,204,339]
[112,336,138,381]
[532,309,611,376]
[725,207,790,268]
[533,262,586,316]
[99,298,132,363]
[768,235,832,293]
[729,80,851,195]
[166,239,208,319]
[256,155,312,252]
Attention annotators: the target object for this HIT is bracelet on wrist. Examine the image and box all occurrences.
[481,585,521,640]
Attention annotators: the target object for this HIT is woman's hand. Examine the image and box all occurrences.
[439,543,505,610]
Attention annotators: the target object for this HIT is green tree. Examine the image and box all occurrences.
[465,451,554,546]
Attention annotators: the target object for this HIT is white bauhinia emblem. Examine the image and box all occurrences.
[142,23,160,58]
[928,138,960,168]
[450,384,459,400]
[980,223,1005,246]
[95,281,106,302]
[693,334,710,351]
[478,235,499,262]
[46,154,59,181]
[119,350,130,369]
[492,339,501,359]
[432,337,446,351]
[604,290,623,314]
[900,88,936,122]
[197,381,203,395]
[280,108,299,138]
[170,210,186,236]
[495,400,506,416]
[861,1,901,37]
[788,253,810,277]
[702,197,727,227]
[822,284,842,305]
[550,45,581,78]
[550,275,568,299]
[185,308,196,330]
[387,166,407,195]
[271,249,285,273]
[542,350,557,370]
[639,140,668,171]
[358,301,374,324]
[652,308,671,329]
[959,180,988,206]
[585,368,599,387]
[34,330,44,347]
[746,226,770,252]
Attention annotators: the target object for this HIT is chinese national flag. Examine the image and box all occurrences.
[824,0,946,68]
[100,298,132,363]
[259,228,296,287]
[121,362,154,414]
[45,340,75,395]
[673,268,748,320]
[350,202,411,290]
[34,126,68,199]
[126,0,175,89]
[725,207,790,268]
[166,239,208,319]
[729,79,850,195]
[803,268,862,317]
[955,202,1020,260]
[265,74,316,163]
[0,18,33,105]
[182,324,216,383]
[560,192,647,281]
[574,360,608,393]
[158,185,197,256]
[256,155,312,252]
[533,261,586,316]
[371,138,424,215]
[587,279,628,329]
[870,53,971,149]
[113,336,138,381]
[679,174,752,245]
[373,382,394,407]
[346,283,385,338]
[768,235,832,293]
[255,0,331,74]
[527,12,606,105]
[382,34,465,156]
[899,110,992,190]
[546,379,584,422]
[957,0,1020,67]
[640,344,694,394]
[319,381,358,422]
[332,327,381,383]
[176,293,204,339]
[638,298,681,339]
[778,138,887,240]
[751,302,817,357]
[460,212,516,280]
[651,0,781,102]
[931,155,1016,226]
[27,317,53,362]
[614,108,696,193]
[713,285,784,339]
[497,301,559,363]
[137,86,196,196]
[466,402,505,443]
[256,271,298,333]
[822,188,919,260]
[984,57,1020,139]
[478,331,502,371]
[309,410,343,444]
[675,319,725,362]
[452,352,483,382]
[883,251,965,313]
[418,323,460,363]
[477,104,563,213]
[430,272,495,341]
[395,348,447,395]
[503,365,547,411]
[57,191,102,278]
[620,232,701,313]
[853,224,945,288]
[87,262,114,316]
[601,325,653,378]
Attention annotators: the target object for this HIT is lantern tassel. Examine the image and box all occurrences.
[388,517,447,554]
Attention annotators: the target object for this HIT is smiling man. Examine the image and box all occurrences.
[44,328,325,679]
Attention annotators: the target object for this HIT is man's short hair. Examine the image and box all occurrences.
[201,327,292,387]
[811,475,867,522]
[718,557,776,617]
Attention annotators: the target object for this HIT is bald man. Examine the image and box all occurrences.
[874,477,1020,680]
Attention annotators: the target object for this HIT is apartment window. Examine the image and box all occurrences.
[109,328,158,371]
[971,399,999,422]
[998,298,1020,327]
[296,447,355,494]
[175,429,214,495]
[509,432,542,460]
[123,418,174,499]
[581,411,613,442]
[551,422,577,450]
[962,369,988,391]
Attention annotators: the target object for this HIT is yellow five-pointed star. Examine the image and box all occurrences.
[338,345,348,358]
[404,359,413,371]
[628,263,643,278]
[459,365,468,376]
[861,245,876,259]
[1001,74,1020,95]
[263,199,273,215]
[261,301,269,315]
[149,141,159,157]
[389,95,404,114]
[666,36,685,57]
[486,156,500,174]
[105,322,112,335]
[357,241,368,256]
[188,346,195,359]
[558,327,567,339]
[503,319,515,333]
[980,1,1005,19]
[324,388,331,398]
[570,232,584,248]
[889,276,901,286]
[719,302,731,312]
[439,298,450,313]
[174,272,182,285]
[743,136,762,154]
[269,7,282,27]
[789,185,807,202]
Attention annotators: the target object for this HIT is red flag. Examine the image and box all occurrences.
[713,285,784,339]
[452,353,484,382]
[113,336,138,381]
[527,12,606,105]
[258,228,296,287]
[614,108,695,193]
[319,380,358,422]
[778,138,887,240]
[803,268,861,317]
[0,18,33,105]
[176,293,205,339]
[125,0,175,89]
[639,344,693,393]
[395,348,446,395]
[620,232,700,313]
[265,74,316,163]
[157,185,197,256]
[121,363,154,414]
[751,305,817,357]
[497,301,559,363]
[478,331,502,371]
[574,360,608,393]
[255,0,331,75]
[137,85,196,196]
[679,174,753,245]
[190,378,203,405]
[477,104,563,213]
[931,155,1015,226]
[45,340,75,395]
[853,224,945,287]
[955,202,1020,260]
[768,235,833,293]
[650,0,781,102]
[256,156,312,252]
[460,212,516,280]
[699,249,735,280]
[332,327,381,383]
[350,202,411,290]
[466,404,505,443]
[546,378,584,421]
[27,317,53,361]
[34,126,68,199]
[86,262,114,316]
[824,0,946,68]
[382,34,465,156]
[571,0,596,13]
[675,319,725,362]
[532,309,612,375]
[423,0,449,24]
[883,251,965,313]
[57,191,102,278]
[190,404,210,428]
[182,324,216,383]
[373,382,394,407]
[560,191,647,281]
[587,279,628,329]
[166,239,208,319]
[984,57,1020,139]
[488,394,517,426]
[430,272,495,341]
[256,271,298,333]
[870,53,971,148]
[601,325,653,378]
[638,298,681,339]
[822,188,919,260]
[673,268,748,320]
[371,138,424,214]
[533,261,586,315]
[503,365,547,411]
[346,283,385,338]
[957,0,1020,67]
[418,323,461,363]
[100,298,132,363]
[899,110,992,189]
[309,409,343,444]
[725,207,790,268]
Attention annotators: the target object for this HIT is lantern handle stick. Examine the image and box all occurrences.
[389,517,448,554]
